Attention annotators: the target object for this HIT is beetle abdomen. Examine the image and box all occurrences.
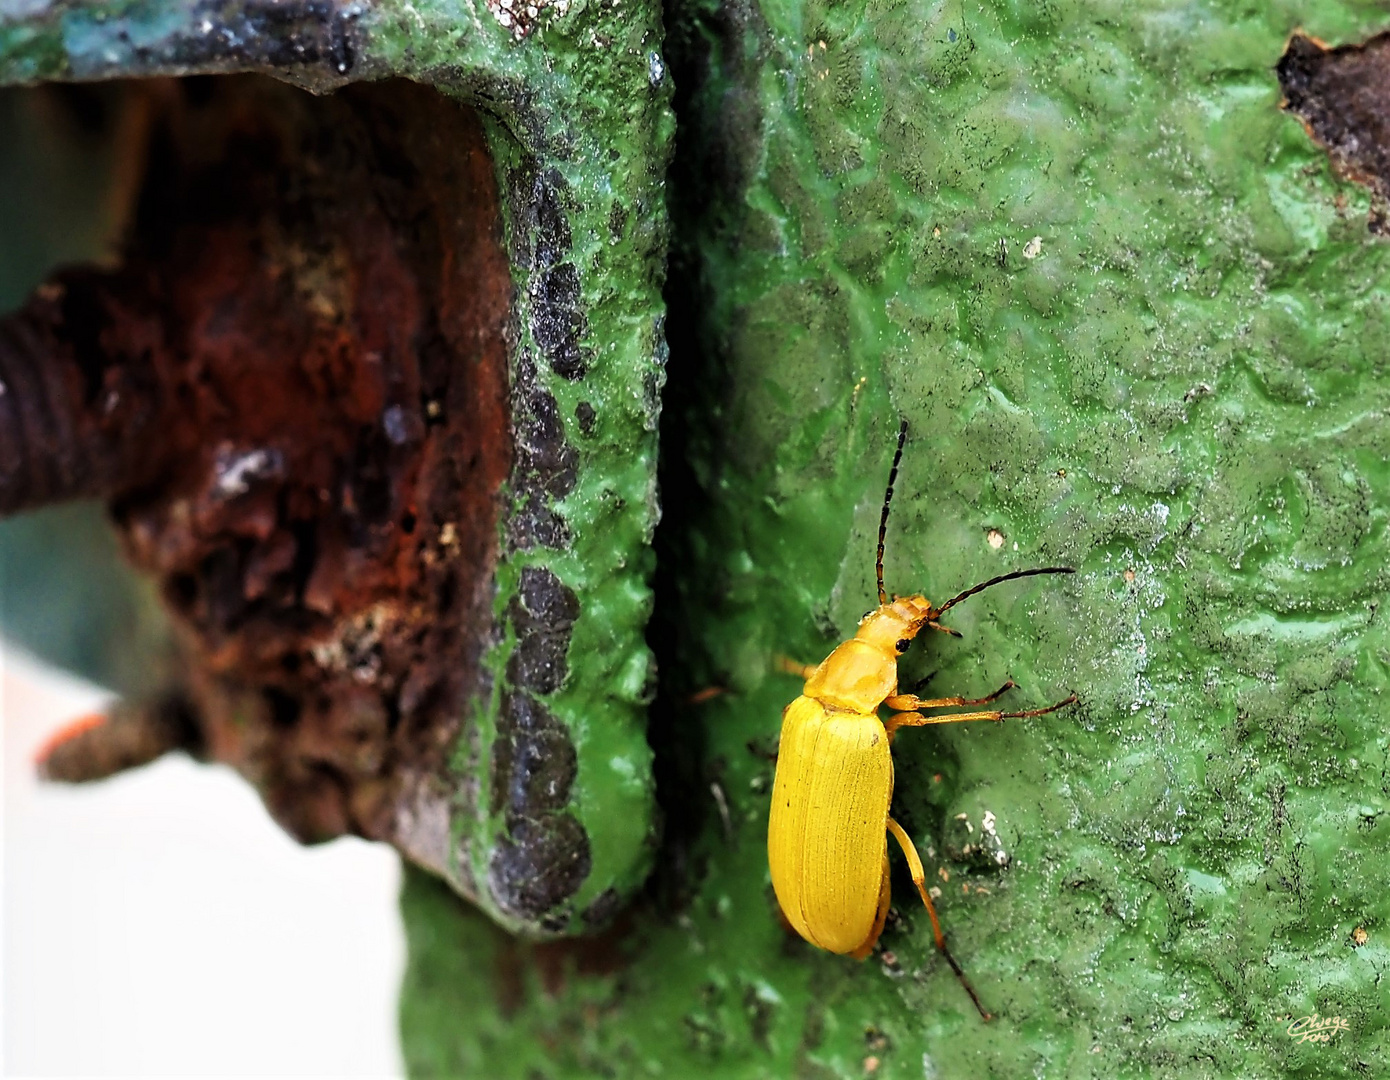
[768,696,893,954]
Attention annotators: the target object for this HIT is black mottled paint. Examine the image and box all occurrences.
[505,566,578,694]
[488,160,595,923]
[488,814,592,932]
[491,690,579,819]
[506,352,578,551]
[510,166,592,381]
[574,400,597,436]
[490,569,590,919]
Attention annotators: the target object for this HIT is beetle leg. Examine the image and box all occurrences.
[884,679,1016,713]
[884,691,1078,739]
[886,708,1002,738]
[774,655,819,680]
[886,817,992,1021]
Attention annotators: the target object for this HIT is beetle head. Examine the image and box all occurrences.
[856,595,940,655]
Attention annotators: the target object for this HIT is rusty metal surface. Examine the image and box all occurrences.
[9,77,513,865]
[1,0,671,938]
[1280,31,1390,233]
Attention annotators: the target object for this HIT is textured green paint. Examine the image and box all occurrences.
[399,0,1390,1077]
[6,0,1390,1074]
[0,0,671,933]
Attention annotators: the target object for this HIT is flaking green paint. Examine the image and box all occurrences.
[5,0,1390,1074]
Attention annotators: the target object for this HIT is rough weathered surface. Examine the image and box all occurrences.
[399,2,1390,1078]
[0,0,671,937]
[1279,31,1390,233]
[6,0,1390,1077]
[9,76,518,862]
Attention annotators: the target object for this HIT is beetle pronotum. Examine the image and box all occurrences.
[766,419,1077,1019]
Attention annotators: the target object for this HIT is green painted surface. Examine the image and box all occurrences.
[400,0,1390,1076]
[4,0,1390,1074]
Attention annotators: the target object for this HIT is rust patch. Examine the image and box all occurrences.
[16,76,513,872]
[1278,30,1390,234]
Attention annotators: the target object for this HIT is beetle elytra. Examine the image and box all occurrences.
[766,419,1077,1019]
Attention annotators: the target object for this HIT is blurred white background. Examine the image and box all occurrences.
[1,642,406,1077]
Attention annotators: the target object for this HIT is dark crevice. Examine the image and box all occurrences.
[642,0,773,916]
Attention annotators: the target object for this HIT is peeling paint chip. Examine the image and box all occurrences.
[1278,30,1390,234]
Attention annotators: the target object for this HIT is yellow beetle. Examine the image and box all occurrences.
[767,420,1077,1019]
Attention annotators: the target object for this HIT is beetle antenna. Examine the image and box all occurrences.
[876,419,909,606]
[932,566,1075,619]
